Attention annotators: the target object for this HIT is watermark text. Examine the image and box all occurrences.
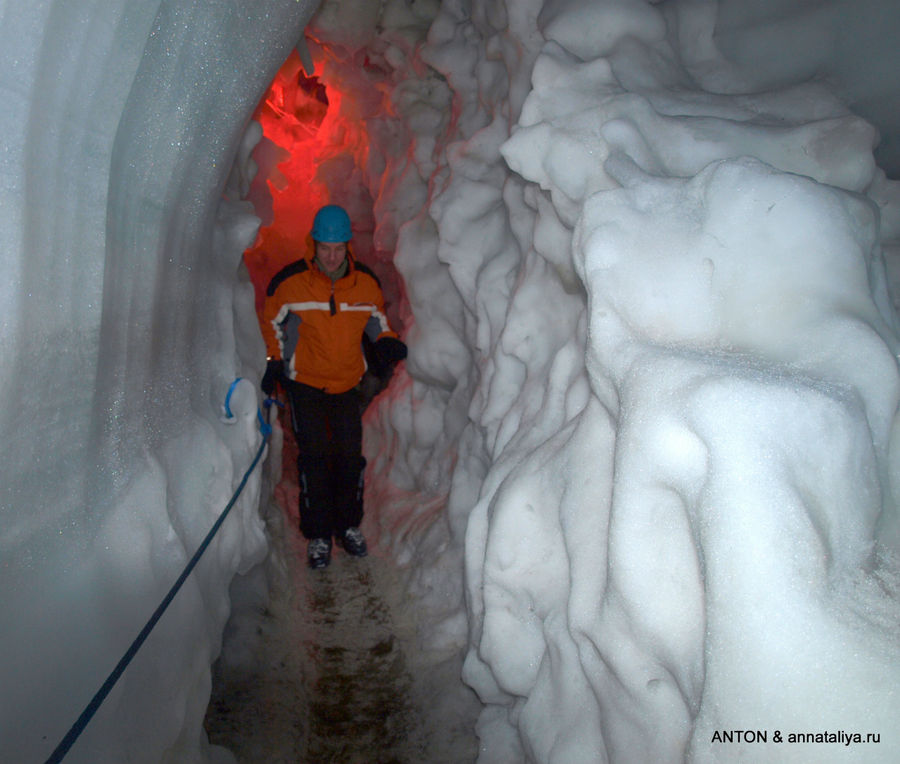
[711,729,880,747]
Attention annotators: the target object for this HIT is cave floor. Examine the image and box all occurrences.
[204,416,479,763]
[205,542,427,762]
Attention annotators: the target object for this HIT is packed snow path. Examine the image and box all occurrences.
[204,422,478,763]
[206,541,424,761]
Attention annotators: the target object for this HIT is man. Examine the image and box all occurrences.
[260,204,407,569]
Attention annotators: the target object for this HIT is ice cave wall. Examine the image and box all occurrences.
[0,2,320,761]
[358,0,900,761]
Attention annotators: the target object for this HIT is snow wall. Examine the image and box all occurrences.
[362,1,900,760]
[0,2,321,761]
[2,0,900,762]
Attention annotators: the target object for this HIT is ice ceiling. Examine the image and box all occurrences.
[2,0,900,762]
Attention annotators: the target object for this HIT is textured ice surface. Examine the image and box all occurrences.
[366,1,900,762]
[0,1,320,761]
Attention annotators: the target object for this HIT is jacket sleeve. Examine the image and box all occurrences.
[260,287,283,359]
[261,258,310,360]
[362,283,407,377]
[363,285,398,344]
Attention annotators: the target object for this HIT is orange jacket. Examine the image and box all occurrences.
[262,254,398,394]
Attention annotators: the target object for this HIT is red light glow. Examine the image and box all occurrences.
[243,49,371,312]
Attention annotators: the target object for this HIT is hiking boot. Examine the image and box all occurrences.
[338,526,368,557]
[307,537,332,569]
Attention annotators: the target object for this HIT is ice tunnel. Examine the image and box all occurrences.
[2,1,900,762]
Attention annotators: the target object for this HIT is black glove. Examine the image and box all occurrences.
[261,359,284,396]
[378,337,407,363]
[371,337,407,379]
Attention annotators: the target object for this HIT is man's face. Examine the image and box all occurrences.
[315,241,347,274]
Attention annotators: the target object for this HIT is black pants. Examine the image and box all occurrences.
[286,381,366,540]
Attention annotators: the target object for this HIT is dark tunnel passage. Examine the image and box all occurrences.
[202,41,476,763]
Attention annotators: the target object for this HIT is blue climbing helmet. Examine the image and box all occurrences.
[311,204,352,243]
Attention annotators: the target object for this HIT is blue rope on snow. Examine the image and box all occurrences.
[223,377,277,437]
[44,382,273,764]
[223,377,243,419]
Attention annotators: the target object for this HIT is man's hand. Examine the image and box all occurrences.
[373,337,407,378]
[261,359,285,396]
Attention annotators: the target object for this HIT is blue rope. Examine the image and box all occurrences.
[223,377,243,419]
[45,387,273,764]
[224,377,276,437]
